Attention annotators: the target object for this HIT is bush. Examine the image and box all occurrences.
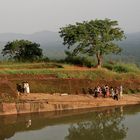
[103,63,114,70]
[65,55,95,68]
[125,88,140,94]
[104,62,140,73]
[113,65,129,73]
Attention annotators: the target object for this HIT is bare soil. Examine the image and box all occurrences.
[19,93,140,108]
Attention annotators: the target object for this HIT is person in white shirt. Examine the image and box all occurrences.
[119,85,123,98]
[26,82,30,94]
[23,82,30,94]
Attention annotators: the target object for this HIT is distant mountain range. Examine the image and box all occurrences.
[0,31,66,59]
[0,31,140,64]
[118,33,140,64]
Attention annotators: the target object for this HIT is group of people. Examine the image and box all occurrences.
[17,81,30,95]
[86,85,123,100]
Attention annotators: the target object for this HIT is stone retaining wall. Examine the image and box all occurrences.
[1,99,140,115]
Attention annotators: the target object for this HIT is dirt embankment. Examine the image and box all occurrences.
[0,74,140,97]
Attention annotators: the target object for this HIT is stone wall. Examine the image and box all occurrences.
[1,97,140,115]
[0,101,92,115]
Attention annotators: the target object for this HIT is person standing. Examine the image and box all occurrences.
[94,87,98,97]
[26,82,30,94]
[114,87,119,100]
[23,81,30,94]
[102,85,106,98]
[119,85,123,98]
[110,87,115,99]
[105,85,110,97]
[97,86,102,97]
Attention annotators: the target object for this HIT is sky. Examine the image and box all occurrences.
[0,0,140,34]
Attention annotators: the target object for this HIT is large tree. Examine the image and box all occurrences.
[59,19,126,67]
[2,40,43,62]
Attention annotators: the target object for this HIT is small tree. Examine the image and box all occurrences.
[2,40,43,62]
[59,19,126,67]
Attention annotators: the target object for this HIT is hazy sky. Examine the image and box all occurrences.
[0,0,140,34]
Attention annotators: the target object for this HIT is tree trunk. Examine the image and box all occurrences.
[96,52,103,68]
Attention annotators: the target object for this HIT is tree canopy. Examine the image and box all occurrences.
[2,40,43,62]
[59,19,126,67]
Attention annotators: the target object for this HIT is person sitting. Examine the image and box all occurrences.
[88,88,94,95]
[16,84,23,95]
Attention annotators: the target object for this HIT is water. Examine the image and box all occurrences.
[0,105,140,140]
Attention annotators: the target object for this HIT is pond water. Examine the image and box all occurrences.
[0,105,140,140]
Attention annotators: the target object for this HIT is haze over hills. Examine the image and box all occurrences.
[118,32,140,64]
[0,31,66,59]
[0,31,140,64]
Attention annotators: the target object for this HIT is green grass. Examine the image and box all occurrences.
[0,62,63,69]
[0,62,139,80]
[103,62,140,73]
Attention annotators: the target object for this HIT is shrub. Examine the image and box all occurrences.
[65,56,95,67]
[104,62,140,73]
[103,63,114,70]
[113,65,129,73]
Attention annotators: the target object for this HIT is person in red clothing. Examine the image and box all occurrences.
[105,85,110,97]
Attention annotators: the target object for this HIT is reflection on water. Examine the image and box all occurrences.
[66,107,127,140]
[25,119,32,128]
[0,105,140,140]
